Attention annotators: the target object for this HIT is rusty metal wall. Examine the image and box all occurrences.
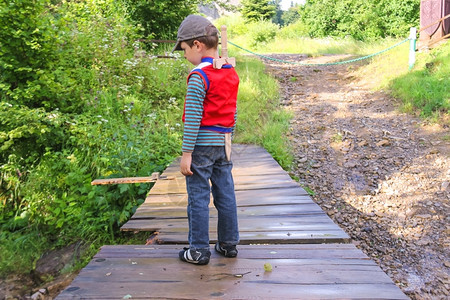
[420,0,442,36]
[445,0,450,33]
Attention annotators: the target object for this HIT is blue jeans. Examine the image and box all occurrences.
[186,146,239,250]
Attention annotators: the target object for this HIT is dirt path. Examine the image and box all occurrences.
[262,54,450,299]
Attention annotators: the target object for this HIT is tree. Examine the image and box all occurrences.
[122,0,201,39]
[241,0,277,22]
[299,0,420,40]
[281,7,300,26]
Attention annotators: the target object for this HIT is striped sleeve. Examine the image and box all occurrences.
[182,73,206,153]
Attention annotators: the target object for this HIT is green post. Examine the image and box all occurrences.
[409,27,417,70]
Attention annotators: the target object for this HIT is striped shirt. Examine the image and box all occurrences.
[182,73,233,153]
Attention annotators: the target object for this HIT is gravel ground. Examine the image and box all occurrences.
[262,54,450,299]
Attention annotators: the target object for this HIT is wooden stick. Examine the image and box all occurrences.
[91,173,175,185]
[419,14,450,33]
[220,25,229,59]
[427,33,450,46]
[213,25,236,69]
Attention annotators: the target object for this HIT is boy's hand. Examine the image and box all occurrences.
[180,152,193,176]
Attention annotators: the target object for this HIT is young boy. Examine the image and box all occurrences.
[173,15,240,265]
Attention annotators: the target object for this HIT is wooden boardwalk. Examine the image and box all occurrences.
[57,145,407,299]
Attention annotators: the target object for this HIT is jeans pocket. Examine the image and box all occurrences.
[191,146,215,167]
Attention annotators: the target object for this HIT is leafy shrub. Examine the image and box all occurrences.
[278,20,310,39]
[247,21,279,48]
[215,14,250,38]
[0,0,189,268]
[0,0,59,108]
[299,0,419,40]
[390,42,450,118]
[122,0,199,39]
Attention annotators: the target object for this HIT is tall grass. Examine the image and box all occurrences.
[234,56,293,168]
[390,42,450,120]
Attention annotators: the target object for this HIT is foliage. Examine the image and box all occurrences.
[298,0,420,40]
[0,0,295,280]
[390,42,450,119]
[0,0,59,109]
[240,0,277,22]
[216,14,278,48]
[121,0,200,39]
[281,7,300,26]
[0,0,189,278]
[248,21,279,48]
[376,0,421,38]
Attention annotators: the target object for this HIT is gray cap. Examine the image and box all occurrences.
[172,15,218,52]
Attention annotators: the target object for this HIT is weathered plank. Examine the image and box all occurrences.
[121,144,350,244]
[58,145,407,299]
[136,187,310,208]
[94,244,369,259]
[57,245,408,300]
[148,176,304,194]
[122,214,343,231]
[157,230,351,244]
[91,176,157,185]
[132,204,325,219]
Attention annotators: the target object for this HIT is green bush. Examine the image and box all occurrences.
[278,20,310,39]
[298,0,419,40]
[247,21,279,48]
[390,43,450,119]
[122,0,199,39]
[0,0,189,277]
[0,0,59,108]
[215,14,250,38]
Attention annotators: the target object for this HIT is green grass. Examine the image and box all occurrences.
[354,41,449,121]
[234,56,293,169]
[259,36,394,56]
[390,42,450,120]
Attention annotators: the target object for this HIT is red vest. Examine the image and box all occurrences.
[183,57,239,128]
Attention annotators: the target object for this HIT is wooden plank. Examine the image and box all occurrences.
[58,282,408,299]
[149,179,303,194]
[94,244,368,259]
[132,204,325,219]
[122,215,344,232]
[164,160,286,176]
[120,144,347,243]
[91,176,157,185]
[138,194,312,208]
[137,188,310,208]
[63,259,391,284]
[157,230,351,244]
[57,245,408,299]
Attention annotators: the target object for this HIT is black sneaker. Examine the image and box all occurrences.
[179,247,211,265]
[215,242,238,258]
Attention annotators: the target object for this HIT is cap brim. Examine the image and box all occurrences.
[172,40,182,53]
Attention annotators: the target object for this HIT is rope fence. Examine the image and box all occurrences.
[227,38,410,67]
[150,17,449,70]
